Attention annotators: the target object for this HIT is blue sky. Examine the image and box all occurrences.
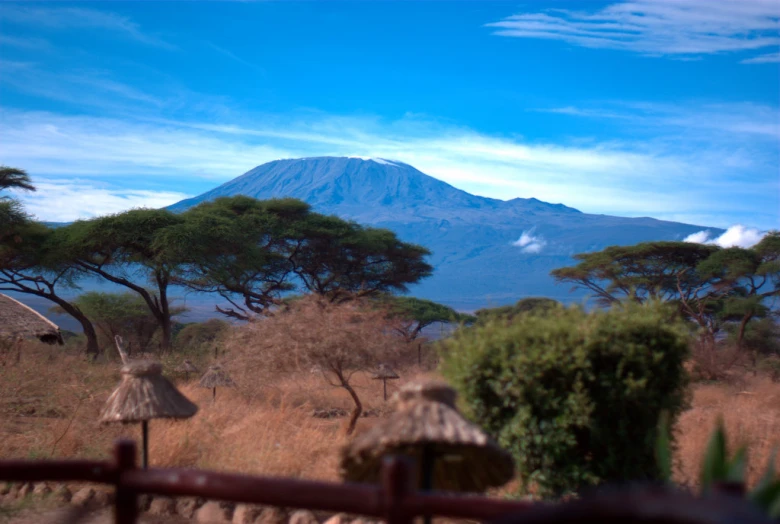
[0,0,778,231]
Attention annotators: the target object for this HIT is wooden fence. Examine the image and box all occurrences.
[0,439,773,524]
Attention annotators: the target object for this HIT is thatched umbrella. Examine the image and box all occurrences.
[371,363,400,401]
[0,293,63,345]
[340,381,514,523]
[198,364,236,401]
[100,359,198,469]
[176,359,200,381]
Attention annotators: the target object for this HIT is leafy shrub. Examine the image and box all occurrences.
[441,301,690,497]
[474,297,560,324]
[174,318,230,357]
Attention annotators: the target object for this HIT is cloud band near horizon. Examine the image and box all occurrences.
[0,105,776,229]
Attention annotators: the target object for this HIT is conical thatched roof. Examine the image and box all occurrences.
[176,360,199,374]
[100,360,198,423]
[372,363,400,380]
[340,381,514,492]
[198,364,236,388]
[0,294,63,345]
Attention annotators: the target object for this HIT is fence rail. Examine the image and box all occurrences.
[0,439,536,524]
[0,439,772,524]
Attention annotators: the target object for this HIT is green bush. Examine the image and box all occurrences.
[474,297,561,324]
[174,318,230,357]
[440,301,690,497]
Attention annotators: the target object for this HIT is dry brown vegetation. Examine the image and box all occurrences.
[1,319,779,494]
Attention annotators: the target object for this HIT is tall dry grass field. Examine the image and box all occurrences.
[1,339,778,492]
[674,375,780,488]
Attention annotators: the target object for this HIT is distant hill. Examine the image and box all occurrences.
[169,157,719,309]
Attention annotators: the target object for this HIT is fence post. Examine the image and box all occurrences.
[381,455,414,524]
[114,439,138,524]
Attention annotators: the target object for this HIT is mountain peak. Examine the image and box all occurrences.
[169,156,492,213]
[162,155,716,308]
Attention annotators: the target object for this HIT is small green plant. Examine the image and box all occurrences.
[656,419,780,518]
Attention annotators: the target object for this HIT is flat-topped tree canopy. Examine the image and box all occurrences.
[0,293,63,345]
[100,360,198,423]
[340,381,514,492]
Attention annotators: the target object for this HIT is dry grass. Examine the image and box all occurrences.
[1,339,779,493]
[674,375,780,488]
[0,340,424,480]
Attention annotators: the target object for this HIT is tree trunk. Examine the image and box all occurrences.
[77,263,173,354]
[336,369,362,436]
[160,315,173,355]
[156,272,172,354]
[736,313,754,352]
[58,300,100,358]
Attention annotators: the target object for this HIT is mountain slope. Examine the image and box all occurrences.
[169,157,719,309]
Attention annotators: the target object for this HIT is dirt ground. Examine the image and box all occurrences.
[1,507,189,524]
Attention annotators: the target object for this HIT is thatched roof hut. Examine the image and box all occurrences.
[372,363,400,401]
[199,364,236,388]
[177,360,199,374]
[100,359,198,469]
[100,360,198,423]
[340,381,514,493]
[0,293,63,345]
[176,359,199,380]
[199,364,236,401]
[372,363,400,380]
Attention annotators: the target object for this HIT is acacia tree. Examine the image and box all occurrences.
[0,166,35,243]
[475,297,561,324]
[0,222,100,356]
[59,209,186,352]
[159,196,434,320]
[289,214,433,302]
[552,238,780,358]
[551,242,719,307]
[156,197,306,320]
[0,166,36,192]
[378,295,472,342]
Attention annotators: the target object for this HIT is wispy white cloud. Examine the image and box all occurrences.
[0,5,176,50]
[536,101,780,140]
[0,107,775,227]
[512,229,547,253]
[487,0,780,62]
[0,60,167,109]
[684,225,768,248]
[0,34,50,50]
[742,51,780,63]
[7,180,191,222]
[204,42,263,72]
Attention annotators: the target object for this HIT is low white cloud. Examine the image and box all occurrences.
[9,180,191,222]
[487,0,780,62]
[684,225,768,248]
[512,229,547,253]
[683,230,713,244]
[0,107,776,227]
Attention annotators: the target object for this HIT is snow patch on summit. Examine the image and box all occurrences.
[347,156,400,167]
[371,158,399,166]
